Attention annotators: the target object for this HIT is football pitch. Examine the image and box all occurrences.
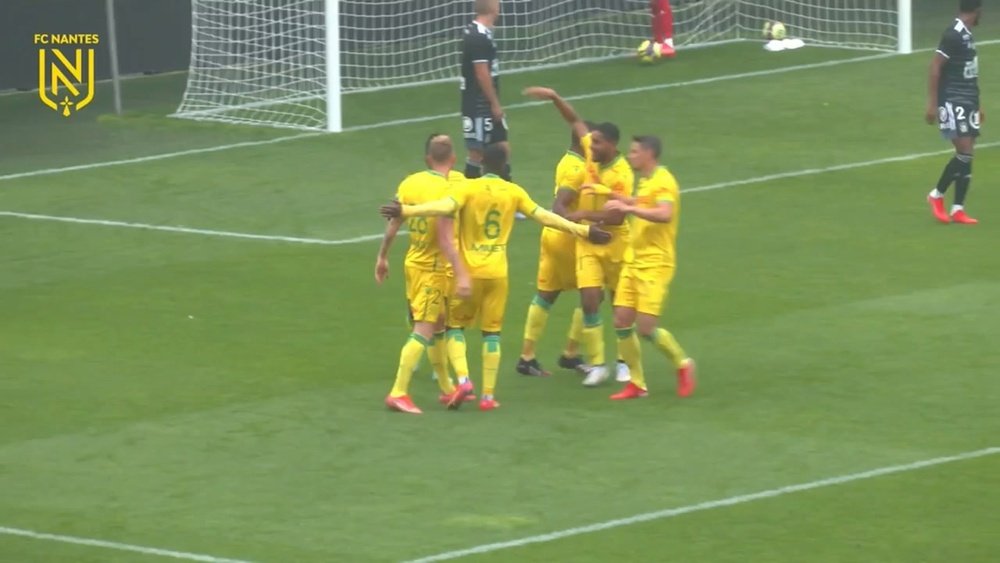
[2,15,1000,563]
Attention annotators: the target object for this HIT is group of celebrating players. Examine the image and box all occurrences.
[374,0,694,414]
[374,0,985,414]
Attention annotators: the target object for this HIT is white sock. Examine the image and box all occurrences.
[664,38,675,48]
[930,188,945,199]
[951,205,964,214]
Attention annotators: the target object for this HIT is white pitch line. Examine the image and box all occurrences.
[0,211,386,246]
[1,143,995,245]
[342,52,893,133]
[0,133,321,182]
[0,526,253,563]
[10,41,998,181]
[685,140,1000,194]
[402,446,1000,563]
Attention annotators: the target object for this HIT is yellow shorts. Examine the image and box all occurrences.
[449,277,509,333]
[405,267,448,323]
[576,233,628,290]
[613,264,676,315]
[536,229,576,292]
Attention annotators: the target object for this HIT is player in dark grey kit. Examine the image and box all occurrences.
[461,0,512,182]
[926,0,983,225]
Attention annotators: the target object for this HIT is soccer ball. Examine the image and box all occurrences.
[637,40,662,64]
[763,21,787,41]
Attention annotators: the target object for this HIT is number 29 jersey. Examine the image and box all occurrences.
[396,170,450,272]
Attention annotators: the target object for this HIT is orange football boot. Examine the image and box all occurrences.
[385,395,422,414]
[610,382,648,400]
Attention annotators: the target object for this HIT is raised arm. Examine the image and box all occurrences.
[522,87,589,141]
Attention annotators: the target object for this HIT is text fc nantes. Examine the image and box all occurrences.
[35,33,100,117]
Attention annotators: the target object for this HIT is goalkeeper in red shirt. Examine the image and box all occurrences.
[651,0,676,58]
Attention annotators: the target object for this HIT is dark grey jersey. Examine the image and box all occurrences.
[937,18,979,106]
[460,21,499,115]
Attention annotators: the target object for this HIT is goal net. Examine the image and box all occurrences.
[174,0,911,132]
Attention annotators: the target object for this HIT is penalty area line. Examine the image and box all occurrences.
[0,525,254,563]
[401,446,1000,562]
[1,143,997,245]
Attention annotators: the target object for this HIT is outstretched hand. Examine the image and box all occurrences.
[380,200,403,220]
[587,225,612,245]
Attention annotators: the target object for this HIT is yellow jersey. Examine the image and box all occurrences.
[627,166,680,268]
[396,170,450,272]
[450,174,541,279]
[578,133,634,233]
[543,150,587,243]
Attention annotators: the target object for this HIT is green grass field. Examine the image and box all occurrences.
[2,6,1000,562]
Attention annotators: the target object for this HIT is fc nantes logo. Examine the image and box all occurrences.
[35,33,100,117]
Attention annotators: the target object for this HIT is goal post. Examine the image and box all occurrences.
[174,0,914,132]
[897,0,913,55]
[325,0,342,132]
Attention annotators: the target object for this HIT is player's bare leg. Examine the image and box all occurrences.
[386,320,437,414]
[579,286,610,386]
[518,289,559,376]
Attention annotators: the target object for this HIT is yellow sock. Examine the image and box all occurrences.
[563,307,583,357]
[428,332,454,393]
[616,327,646,390]
[647,327,688,368]
[390,333,429,397]
[581,312,605,365]
[446,328,470,380]
[521,295,552,360]
[482,335,501,396]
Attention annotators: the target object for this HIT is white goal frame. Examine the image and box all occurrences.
[176,0,913,133]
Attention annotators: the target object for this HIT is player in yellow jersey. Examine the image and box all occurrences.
[375,134,472,414]
[380,146,611,410]
[523,87,635,387]
[515,121,597,377]
[604,135,696,400]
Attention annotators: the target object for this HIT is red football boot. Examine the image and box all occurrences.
[676,359,697,398]
[951,209,979,224]
[928,195,950,224]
